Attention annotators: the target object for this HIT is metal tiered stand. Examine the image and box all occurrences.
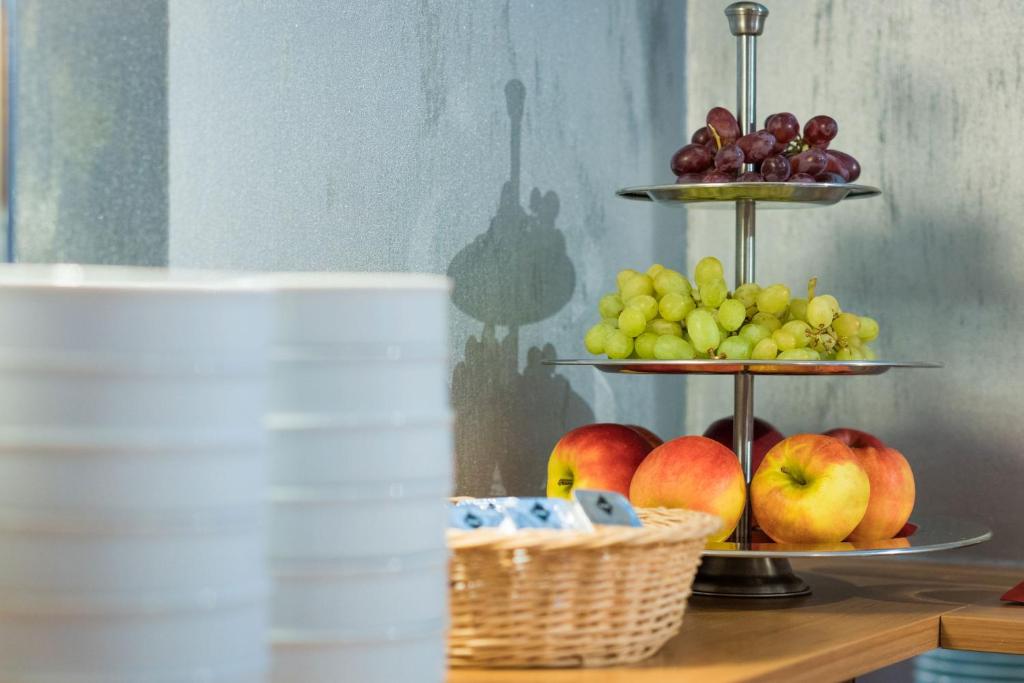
[549,2,991,597]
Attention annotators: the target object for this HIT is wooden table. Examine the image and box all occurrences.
[449,559,1024,683]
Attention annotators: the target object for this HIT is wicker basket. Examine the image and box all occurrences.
[447,507,721,668]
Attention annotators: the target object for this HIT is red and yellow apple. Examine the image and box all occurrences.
[751,434,870,544]
[822,427,886,450]
[546,423,657,499]
[704,416,784,476]
[628,435,744,542]
[626,425,664,450]
[844,446,915,541]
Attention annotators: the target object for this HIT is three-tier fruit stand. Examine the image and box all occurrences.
[549,2,991,597]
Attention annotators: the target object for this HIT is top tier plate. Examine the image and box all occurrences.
[617,181,880,208]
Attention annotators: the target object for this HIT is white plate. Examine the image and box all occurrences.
[268,417,452,486]
[269,493,446,560]
[272,552,447,633]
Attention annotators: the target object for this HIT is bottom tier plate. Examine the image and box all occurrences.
[704,515,991,558]
[546,359,942,375]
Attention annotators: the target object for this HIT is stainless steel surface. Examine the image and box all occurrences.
[545,359,942,375]
[733,374,754,545]
[617,182,882,206]
[693,557,810,598]
[703,515,992,558]
[725,2,768,36]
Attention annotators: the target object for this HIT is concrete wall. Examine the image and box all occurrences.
[685,0,1023,564]
[167,0,688,497]
[12,0,167,264]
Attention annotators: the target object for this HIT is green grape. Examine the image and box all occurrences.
[584,323,614,354]
[751,311,781,332]
[598,293,624,318]
[733,283,761,310]
[772,328,797,352]
[719,335,753,360]
[646,318,683,337]
[752,338,779,360]
[686,309,721,353]
[605,330,634,359]
[788,298,808,322]
[804,348,822,360]
[858,316,879,341]
[718,299,747,331]
[621,274,655,300]
[658,292,695,322]
[635,332,660,359]
[835,347,854,361]
[627,294,659,321]
[654,335,696,360]
[700,278,729,308]
[654,269,692,298]
[778,348,812,360]
[646,263,665,279]
[862,344,876,360]
[693,256,725,286]
[618,307,647,338]
[739,323,770,345]
[616,269,640,291]
[806,296,836,327]
[602,316,619,328]
[756,284,791,315]
[781,320,811,348]
[818,294,841,314]
[833,312,861,338]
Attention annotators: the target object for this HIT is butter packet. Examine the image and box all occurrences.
[450,497,594,532]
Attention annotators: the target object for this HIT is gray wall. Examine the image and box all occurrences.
[12,0,167,265]
[685,0,1023,565]
[167,0,687,497]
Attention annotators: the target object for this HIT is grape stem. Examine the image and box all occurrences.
[807,277,818,300]
[707,124,723,151]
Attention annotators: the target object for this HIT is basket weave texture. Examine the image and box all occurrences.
[447,507,721,668]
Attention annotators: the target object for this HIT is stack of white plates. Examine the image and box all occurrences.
[266,273,452,683]
[0,265,271,683]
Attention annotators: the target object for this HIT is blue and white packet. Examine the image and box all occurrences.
[449,497,594,532]
[572,490,643,527]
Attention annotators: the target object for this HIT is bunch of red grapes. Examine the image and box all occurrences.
[670,107,861,184]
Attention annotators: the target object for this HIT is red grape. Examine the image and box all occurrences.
[760,155,791,182]
[804,115,838,148]
[676,173,704,184]
[671,143,714,175]
[714,144,744,173]
[703,170,735,183]
[737,171,763,182]
[814,172,846,184]
[789,148,828,175]
[823,152,851,181]
[691,127,711,145]
[765,113,800,144]
[789,173,816,183]
[706,107,740,145]
[737,130,776,163]
[828,150,861,182]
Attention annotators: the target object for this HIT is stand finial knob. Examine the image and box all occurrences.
[725,2,768,36]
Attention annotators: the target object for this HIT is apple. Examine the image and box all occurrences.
[626,425,664,450]
[628,435,745,542]
[546,424,656,500]
[823,427,885,450]
[704,416,784,475]
[845,446,915,541]
[751,434,870,544]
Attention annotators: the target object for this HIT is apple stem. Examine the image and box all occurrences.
[557,478,573,487]
[780,466,807,487]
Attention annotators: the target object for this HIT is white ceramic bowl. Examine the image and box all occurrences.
[0,369,266,433]
[271,550,448,633]
[269,490,446,560]
[270,356,448,418]
[272,621,445,683]
[268,415,452,486]
[268,272,449,349]
[0,264,271,357]
[0,592,267,681]
[0,507,265,594]
[0,438,265,510]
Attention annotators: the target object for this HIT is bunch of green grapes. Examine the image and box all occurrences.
[583,257,880,361]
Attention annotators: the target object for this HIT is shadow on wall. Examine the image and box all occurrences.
[448,80,593,497]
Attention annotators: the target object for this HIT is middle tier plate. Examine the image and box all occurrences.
[545,359,942,376]
[617,181,881,208]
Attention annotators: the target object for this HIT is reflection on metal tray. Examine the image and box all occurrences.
[616,181,881,207]
[544,359,942,376]
[702,515,991,558]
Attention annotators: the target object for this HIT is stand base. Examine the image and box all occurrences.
[692,557,812,598]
